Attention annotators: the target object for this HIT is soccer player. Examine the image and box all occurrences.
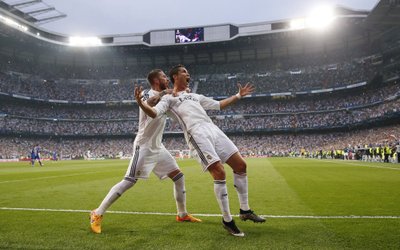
[135,64,265,237]
[30,148,35,166]
[31,144,43,167]
[90,69,201,234]
[175,30,191,43]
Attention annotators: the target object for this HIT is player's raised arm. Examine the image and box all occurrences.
[219,82,255,109]
[135,86,157,118]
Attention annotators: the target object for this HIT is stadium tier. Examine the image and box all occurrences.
[0,50,384,100]
[1,124,400,160]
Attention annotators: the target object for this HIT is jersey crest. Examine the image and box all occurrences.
[142,89,150,101]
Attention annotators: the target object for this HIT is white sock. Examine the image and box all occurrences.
[172,172,187,217]
[95,179,136,215]
[214,180,232,222]
[234,173,250,211]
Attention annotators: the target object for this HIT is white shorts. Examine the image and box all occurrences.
[188,123,238,171]
[124,144,179,181]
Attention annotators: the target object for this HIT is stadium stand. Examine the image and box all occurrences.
[0,1,400,161]
[1,124,400,160]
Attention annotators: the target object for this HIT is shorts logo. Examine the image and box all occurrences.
[206,154,213,161]
[137,170,141,176]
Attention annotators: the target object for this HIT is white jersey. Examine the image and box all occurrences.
[177,34,191,43]
[153,91,238,170]
[153,91,220,133]
[134,89,167,149]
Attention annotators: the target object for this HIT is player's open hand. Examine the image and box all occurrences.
[237,83,255,97]
[134,86,143,103]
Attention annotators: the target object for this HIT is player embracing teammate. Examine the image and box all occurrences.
[90,69,201,234]
[135,65,265,237]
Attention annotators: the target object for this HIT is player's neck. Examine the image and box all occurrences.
[173,83,186,93]
[152,85,165,92]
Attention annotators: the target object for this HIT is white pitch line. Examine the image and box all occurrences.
[0,207,399,219]
[0,171,110,184]
[304,158,400,171]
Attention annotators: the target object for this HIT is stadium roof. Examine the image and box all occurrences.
[0,3,373,47]
[366,0,400,27]
[1,0,378,36]
[39,0,377,35]
[0,0,398,67]
[0,0,66,24]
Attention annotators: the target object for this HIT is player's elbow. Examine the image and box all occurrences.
[149,109,158,118]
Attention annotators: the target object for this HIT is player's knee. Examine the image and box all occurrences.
[123,180,136,192]
[233,160,247,174]
[124,177,138,185]
[208,162,226,180]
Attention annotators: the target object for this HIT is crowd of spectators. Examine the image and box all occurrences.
[1,97,399,136]
[0,118,138,136]
[197,61,377,96]
[0,46,373,80]
[0,103,138,120]
[0,54,381,101]
[0,137,134,160]
[229,124,400,157]
[1,125,399,160]
[0,71,146,101]
[0,55,152,80]
[212,98,400,132]
[1,81,399,122]
[208,83,400,115]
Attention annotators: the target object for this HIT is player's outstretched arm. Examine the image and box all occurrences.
[135,86,157,118]
[219,83,255,109]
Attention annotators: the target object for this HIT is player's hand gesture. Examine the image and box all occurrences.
[134,85,143,103]
[237,83,255,97]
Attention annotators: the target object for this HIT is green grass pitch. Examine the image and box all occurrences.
[1,158,399,249]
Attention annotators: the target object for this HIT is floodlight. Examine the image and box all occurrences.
[69,36,102,46]
[306,5,336,30]
[290,18,306,30]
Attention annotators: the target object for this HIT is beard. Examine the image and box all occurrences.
[159,82,170,90]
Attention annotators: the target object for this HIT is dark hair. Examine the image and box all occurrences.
[169,64,185,83]
[147,69,163,85]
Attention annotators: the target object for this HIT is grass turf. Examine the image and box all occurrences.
[0,158,399,249]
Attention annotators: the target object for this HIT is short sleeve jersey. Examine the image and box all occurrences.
[153,91,220,133]
[134,89,168,149]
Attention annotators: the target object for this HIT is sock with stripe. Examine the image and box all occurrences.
[95,179,136,215]
[214,180,233,222]
[172,172,187,217]
[234,173,250,211]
